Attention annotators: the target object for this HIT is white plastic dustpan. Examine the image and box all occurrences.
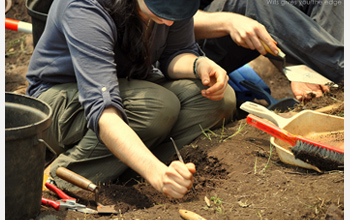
[240,101,344,172]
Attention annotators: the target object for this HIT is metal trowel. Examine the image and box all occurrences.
[261,41,335,86]
[56,167,118,214]
[283,65,335,85]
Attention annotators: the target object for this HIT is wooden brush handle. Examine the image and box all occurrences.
[280,102,344,118]
[315,102,343,113]
[56,167,97,192]
[179,209,207,220]
[260,40,284,58]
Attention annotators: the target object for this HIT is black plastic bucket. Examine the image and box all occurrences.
[5,92,52,220]
[26,0,53,47]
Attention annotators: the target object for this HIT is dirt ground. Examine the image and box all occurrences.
[5,0,344,219]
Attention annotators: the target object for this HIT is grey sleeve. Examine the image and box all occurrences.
[61,1,128,139]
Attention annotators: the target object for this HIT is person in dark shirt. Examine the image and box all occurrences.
[195,0,343,101]
[26,0,236,198]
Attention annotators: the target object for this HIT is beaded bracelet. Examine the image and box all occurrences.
[193,56,206,79]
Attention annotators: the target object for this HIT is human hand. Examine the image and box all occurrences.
[196,57,229,101]
[160,161,196,199]
[291,81,330,102]
[225,14,279,55]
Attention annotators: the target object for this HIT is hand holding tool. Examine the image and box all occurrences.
[261,40,286,67]
[41,182,98,214]
[170,137,197,196]
[170,137,184,163]
[261,40,335,86]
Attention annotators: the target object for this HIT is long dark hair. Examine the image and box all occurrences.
[98,0,151,79]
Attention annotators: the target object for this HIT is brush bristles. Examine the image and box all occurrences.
[290,140,344,171]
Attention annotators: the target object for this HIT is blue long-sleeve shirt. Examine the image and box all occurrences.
[26,0,201,136]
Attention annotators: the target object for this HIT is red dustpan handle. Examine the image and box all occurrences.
[246,114,296,146]
[246,114,344,154]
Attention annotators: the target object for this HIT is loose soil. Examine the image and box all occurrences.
[5,1,344,219]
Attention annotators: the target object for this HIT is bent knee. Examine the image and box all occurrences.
[130,88,181,138]
[221,85,237,115]
[207,86,237,127]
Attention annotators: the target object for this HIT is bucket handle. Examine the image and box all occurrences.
[38,138,57,167]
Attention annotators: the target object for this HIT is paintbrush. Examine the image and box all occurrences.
[170,137,197,196]
[246,114,344,170]
[261,40,286,68]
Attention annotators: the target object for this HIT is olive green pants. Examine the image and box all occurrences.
[39,77,236,190]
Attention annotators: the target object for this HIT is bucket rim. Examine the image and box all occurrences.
[25,0,48,21]
[5,92,52,139]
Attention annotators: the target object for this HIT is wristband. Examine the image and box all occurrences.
[193,56,206,79]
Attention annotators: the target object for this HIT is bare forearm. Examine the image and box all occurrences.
[99,107,196,199]
[99,107,166,189]
[167,53,229,101]
[194,10,279,55]
[167,53,197,79]
[193,10,232,40]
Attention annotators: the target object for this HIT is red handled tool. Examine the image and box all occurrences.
[42,182,98,214]
[246,114,343,154]
[246,114,344,170]
[55,167,118,214]
[5,18,32,33]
